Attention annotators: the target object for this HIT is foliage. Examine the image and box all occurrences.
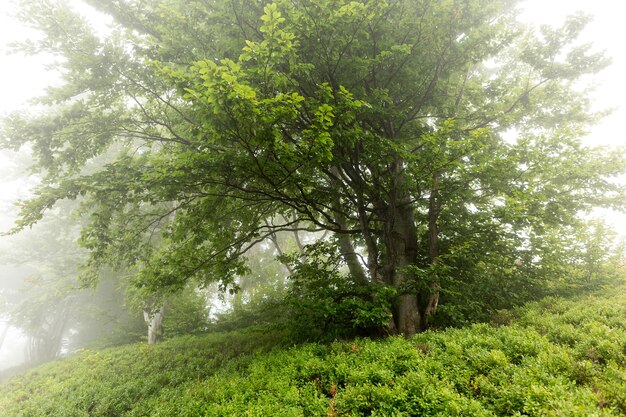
[161,285,211,338]
[1,281,625,416]
[283,241,395,341]
[2,0,624,335]
[430,219,626,328]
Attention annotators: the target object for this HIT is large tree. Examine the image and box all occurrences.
[2,0,624,336]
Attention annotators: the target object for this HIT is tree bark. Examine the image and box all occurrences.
[337,233,368,283]
[0,323,9,350]
[383,157,420,336]
[27,305,70,364]
[334,213,368,284]
[330,166,368,284]
[387,205,420,336]
[143,304,164,345]
[420,173,441,331]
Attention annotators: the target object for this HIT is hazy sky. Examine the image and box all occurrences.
[0,0,624,371]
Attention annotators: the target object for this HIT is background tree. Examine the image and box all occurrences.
[2,0,624,336]
[0,196,147,362]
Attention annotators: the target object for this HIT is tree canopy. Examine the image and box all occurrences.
[2,0,624,336]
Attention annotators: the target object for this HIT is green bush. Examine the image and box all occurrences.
[283,241,395,341]
[162,285,211,338]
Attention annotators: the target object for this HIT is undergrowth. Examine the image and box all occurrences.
[1,284,625,416]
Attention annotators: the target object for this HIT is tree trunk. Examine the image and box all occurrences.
[387,205,420,336]
[329,166,368,284]
[383,157,420,336]
[334,206,367,284]
[27,307,70,364]
[419,173,441,331]
[337,232,368,283]
[143,305,164,345]
[0,323,9,350]
[142,203,175,345]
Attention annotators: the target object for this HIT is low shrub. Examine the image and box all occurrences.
[1,284,625,416]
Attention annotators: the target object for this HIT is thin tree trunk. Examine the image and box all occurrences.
[144,304,164,345]
[142,202,176,345]
[265,218,295,275]
[0,323,9,350]
[27,305,71,364]
[334,211,367,284]
[420,173,441,331]
[330,166,368,284]
[337,233,367,283]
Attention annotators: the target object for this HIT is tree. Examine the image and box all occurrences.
[2,0,624,336]
[0,198,83,363]
[0,194,148,361]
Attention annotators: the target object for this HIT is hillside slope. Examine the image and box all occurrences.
[1,285,625,416]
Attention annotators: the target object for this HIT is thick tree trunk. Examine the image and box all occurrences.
[387,204,420,336]
[143,305,164,345]
[384,157,421,336]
